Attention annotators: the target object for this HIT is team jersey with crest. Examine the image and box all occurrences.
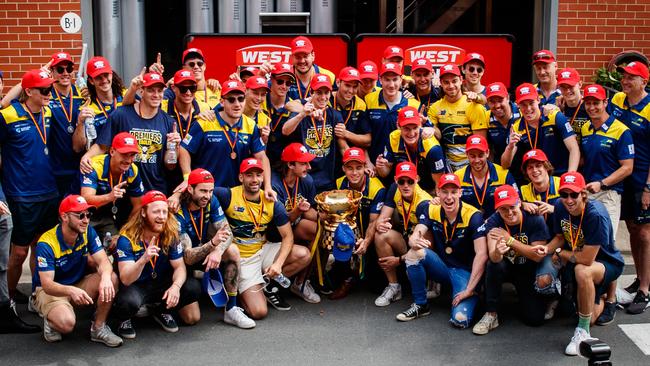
[563,102,590,145]
[455,161,517,217]
[48,85,85,177]
[487,101,520,160]
[115,234,184,283]
[271,172,317,211]
[337,174,386,234]
[333,94,371,137]
[288,65,336,101]
[521,175,561,228]
[90,89,126,140]
[384,183,432,236]
[385,130,445,192]
[407,87,442,116]
[175,196,225,248]
[160,98,211,140]
[165,85,221,109]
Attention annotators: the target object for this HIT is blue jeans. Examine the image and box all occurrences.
[406,248,478,328]
[535,255,562,296]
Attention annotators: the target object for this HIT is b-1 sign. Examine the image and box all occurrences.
[60,12,82,34]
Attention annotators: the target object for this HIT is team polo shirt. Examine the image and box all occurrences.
[384,183,433,236]
[271,171,317,211]
[288,65,336,101]
[48,85,85,177]
[563,102,590,144]
[521,175,561,228]
[385,131,445,191]
[262,94,296,164]
[365,90,421,163]
[161,98,211,139]
[581,115,634,193]
[166,85,221,109]
[176,196,225,248]
[406,87,442,116]
[214,186,289,259]
[416,201,483,271]
[509,110,575,182]
[336,174,386,234]
[251,110,272,130]
[427,95,489,170]
[0,101,57,200]
[535,84,561,106]
[609,92,650,190]
[115,234,184,283]
[91,90,126,140]
[476,210,549,263]
[96,105,175,193]
[182,112,265,188]
[553,199,624,266]
[34,225,103,290]
[455,161,517,217]
[487,101,520,159]
[333,94,371,137]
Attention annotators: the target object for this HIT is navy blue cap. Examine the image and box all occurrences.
[332,223,356,262]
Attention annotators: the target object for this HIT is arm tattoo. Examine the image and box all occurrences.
[182,234,217,266]
[214,218,233,253]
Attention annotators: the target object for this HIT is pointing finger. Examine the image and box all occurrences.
[156,52,162,65]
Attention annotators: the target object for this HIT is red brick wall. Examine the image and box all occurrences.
[557,0,650,82]
[0,0,82,94]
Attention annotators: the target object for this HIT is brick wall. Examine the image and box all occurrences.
[0,0,82,94]
[557,0,650,83]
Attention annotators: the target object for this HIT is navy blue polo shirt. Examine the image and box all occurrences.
[487,101,520,159]
[476,210,549,263]
[176,196,225,248]
[48,85,85,177]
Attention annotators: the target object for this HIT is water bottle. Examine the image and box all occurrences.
[166,123,178,164]
[274,273,291,288]
[102,232,114,255]
[76,74,97,141]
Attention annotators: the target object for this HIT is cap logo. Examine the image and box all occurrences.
[246,67,256,71]
[417,59,427,65]
[317,75,328,82]
[94,61,105,69]
[587,86,598,94]
[385,63,395,70]
[124,137,135,146]
[188,48,199,52]
[256,77,265,84]
[444,175,455,181]
[282,63,291,70]
[348,69,359,76]
[299,146,307,153]
[364,65,374,72]
[39,71,49,79]
[181,71,191,77]
[201,171,211,180]
[489,85,501,92]
[519,87,530,95]
[471,53,481,59]
[443,65,453,71]
[564,175,576,183]
[150,74,161,80]
[247,159,258,165]
[227,81,238,88]
[526,150,537,157]
[295,40,306,47]
[57,53,67,59]
[498,191,508,199]
[537,52,547,57]
[470,137,481,144]
[76,196,87,204]
[391,47,400,53]
[561,71,571,79]
[400,164,411,172]
[628,62,637,67]
[349,149,360,156]
[404,110,415,118]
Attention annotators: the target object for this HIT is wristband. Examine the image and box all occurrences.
[506,237,515,247]
[183,173,190,180]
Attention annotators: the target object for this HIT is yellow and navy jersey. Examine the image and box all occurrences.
[427,95,489,170]
[48,85,86,176]
[581,115,634,193]
[251,110,272,129]
[195,85,221,109]
[521,175,561,229]
[384,182,433,236]
[90,88,127,139]
[337,174,386,234]
[455,161,517,217]
[411,88,442,116]
[365,89,421,163]
[562,102,590,145]
[609,91,650,190]
[115,233,184,283]
[0,101,57,199]
[487,101,520,159]
[33,225,102,290]
[386,130,445,192]
[534,83,561,106]
[181,112,265,188]
[176,196,226,248]
[416,201,483,271]
[161,98,211,139]
[215,185,289,259]
[261,93,295,163]
[272,171,317,211]
[288,64,336,100]
[332,94,370,136]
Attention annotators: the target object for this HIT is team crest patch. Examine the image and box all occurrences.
[37,256,47,268]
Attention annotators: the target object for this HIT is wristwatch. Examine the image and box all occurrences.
[554,247,562,259]
[599,180,609,190]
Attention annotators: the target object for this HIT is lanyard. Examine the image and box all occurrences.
[142,237,158,272]
[399,190,417,232]
[282,177,299,210]
[443,218,458,244]
[505,216,524,238]
[297,72,313,100]
[53,87,74,123]
[568,100,583,128]
[416,92,432,114]
[334,94,355,126]
[568,207,585,252]
[23,105,47,145]
[188,208,204,243]
[222,120,240,155]
[94,97,116,120]
[524,120,539,150]
[470,170,490,209]
[174,104,194,139]
[310,110,328,147]
[403,140,419,167]
[242,192,265,232]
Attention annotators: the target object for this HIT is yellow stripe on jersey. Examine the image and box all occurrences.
[195,86,221,109]
[426,201,480,229]
[0,104,52,124]
[390,184,433,228]
[521,176,561,203]
[39,226,89,259]
[196,113,258,135]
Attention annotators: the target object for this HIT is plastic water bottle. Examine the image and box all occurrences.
[274,273,291,288]
[76,74,97,141]
[166,123,178,164]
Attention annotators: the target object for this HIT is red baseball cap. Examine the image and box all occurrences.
[617,61,650,80]
[342,147,366,164]
[240,66,259,77]
[465,134,488,152]
[439,64,461,78]
[271,62,295,77]
[281,143,316,163]
[559,172,586,193]
[311,73,332,91]
[111,132,140,154]
[240,158,264,173]
[291,36,313,55]
[486,82,508,100]
[142,72,165,88]
[532,50,556,64]
[246,76,270,91]
[411,58,432,73]
[338,67,361,83]
[438,173,461,189]
[583,84,607,101]
[462,52,485,67]
[59,195,94,216]
[398,106,420,127]
[182,48,204,63]
[21,69,54,89]
[494,185,519,209]
[187,168,215,186]
[221,79,246,96]
[87,56,112,78]
[383,45,404,60]
[557,68,581,86]
[515,83,539,104]
[51,52,73,67]
[522,149,549,167]
[358,60,378,80]
[173,69,195,85]
[141,190,168,207]
[380,62,402,77]
[395,162,418,180]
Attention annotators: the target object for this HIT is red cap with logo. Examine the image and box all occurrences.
[522,149,549,167]
[411,58,432,73]
[532,50,556,64]
[141,190,168,207]
[398,106,420,126]
[240,158,264,173]
[246,76,270,91]
[486,82,508,100]
[291,36,313,55]
[358,60,379,80]
[87,56,112,78]
[515,83,539,104]
[271,63,295,77]
[494,185,519,209]
[21,69,54,89]
[311,73,332,91]
[51,52,73,67]
[143,72,165,87]
[240,66,259,76]
[439,64,461,78]
[465,134,489,152]
[182,48,204,63]
[383,45,404,60]
[173,69,196,85]
[438,173,461,188]
[395,162,418,180]
[583,84,607,101]
[281,143,316,163]
[380,62,402,77]
[221,79,246,96]
[557,68,581,86]
[617,61,650,80]
[188,168,214,186]
[338,67,361,82]
[112,132,140,154]
[342,147,366,164]
[559,172,586,193]
[462,52,485,67]
[59,195,94,216]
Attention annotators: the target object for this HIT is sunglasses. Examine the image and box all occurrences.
[397,178,415,186]
[177,85,197,94]
[36,86,53,95]
[187,61,204,68]
[274,78,294,86]
[559,191,580,199]
[56,65,74,74]
[224,95,245,104]
[468,66,484,73]
[68,211,92,220]
[533,54,553,61]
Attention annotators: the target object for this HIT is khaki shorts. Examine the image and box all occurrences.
[33,274,94,318]
[238,242,282,293]
[589,190,621,237]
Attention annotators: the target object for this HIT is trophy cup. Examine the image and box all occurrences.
[314,189,362,251]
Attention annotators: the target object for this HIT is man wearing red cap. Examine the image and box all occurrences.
[472,185,549,335]
[176,47,221,108]
[374,162,433,308]
[332,67,371,155]
[288,36,335,101]
[519,149,562,230]
[162,70,211,142]
[461,52,487,103]
[357,60,379,99]
[407,58,441,116]
[381,45,413,87]
[531,49,561,106]
[175,168,255,329]
[243,75,272,144]
[502,82,580,184]
[397,173,486,325]
[261,63,298,165]
[485,81,521,160]
[33,195,122,346]
[556,68,589,143]
[377,105,445,193]
[113,190,201,338]
[538,172,624,355]
[428,63,488,172]
[215,158,312,318]
[610,61,650,313]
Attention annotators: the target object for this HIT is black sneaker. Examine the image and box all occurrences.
[624,278,640,294]
[153,313,178,333]
[596,301,616,325]
[627,290,650,315]
[118,319,136,339]
[396,303,431,322]
[12,292,28,304]
[264,285,291,311]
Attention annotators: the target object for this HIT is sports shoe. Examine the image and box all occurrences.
[375,284,402,307]
[544,299,559,320]
[624,277,640,294]
[565,327,595,356]
[264,285,291,311]
[90,323,123,347]
[153,313,178,333]
[224,306,256,329]
[118,319,136,339]
[616,286,635,307]
[43,318,62,343]
[290,280,321,304]
[595,301,616,325]
[28,294,41,317]
[472,313,499,335]
[396,303,430,322]
[627,290,650,315]
[330,279,353,300]
[426,280,441,299]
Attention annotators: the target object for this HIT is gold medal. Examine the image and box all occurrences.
[445,247,453,254]
[230,152,237,160]
[67,125,75,134]
[270,135,277,143]
[151,271,157,279]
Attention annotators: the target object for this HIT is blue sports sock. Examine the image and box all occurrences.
[226,292,237,310]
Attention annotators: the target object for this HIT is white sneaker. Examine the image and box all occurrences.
[544,299,559,320]
[616,286,635,306]
[426,280,441,299]
[224,307,256,329]
[43,318,62,343]
[472,313,499,335]
[565,327,595,356]
[375,284,402,307]
[28,294,42,317]
[290,280,321,304]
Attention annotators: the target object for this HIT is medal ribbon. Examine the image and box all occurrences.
[416,93,432,114]
[443,218,458,244]
[142,238,158,273]
[568,207,585,252]
[242,192,265,232]
[174,104,194,139]
[399,190,417,233]
[94,97,117,120]
[282,177,299,211]
[524,120,539,150]
[310,110,328,147]
[221,120,240,155]
[188,208,204,243]
[568,100,583,128]
[470,170,490,209]
[404,141,419,167]
[24,105,47,146]
[297,73,313,100]
[53,87,74,123]
[334,93,355,126]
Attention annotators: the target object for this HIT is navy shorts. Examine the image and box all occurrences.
[6,198,58,246]
[594,257,624,304]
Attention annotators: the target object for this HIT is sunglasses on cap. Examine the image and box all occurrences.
[177,85,197,94]
[56,65,74,74]
[36,86,53,95]
[68,211,92,220]
[559,191,580,199]
[397,178,415,186]
[467,66,484,74]
[224,95,245,104]
[533,54,553,61]
[274,78,294,86]
[186,61,204,68]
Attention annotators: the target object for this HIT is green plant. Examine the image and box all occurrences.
[593,67,622,91]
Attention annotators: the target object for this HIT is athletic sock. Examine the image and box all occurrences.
[578,312,591,333]
[226,292,237,310]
